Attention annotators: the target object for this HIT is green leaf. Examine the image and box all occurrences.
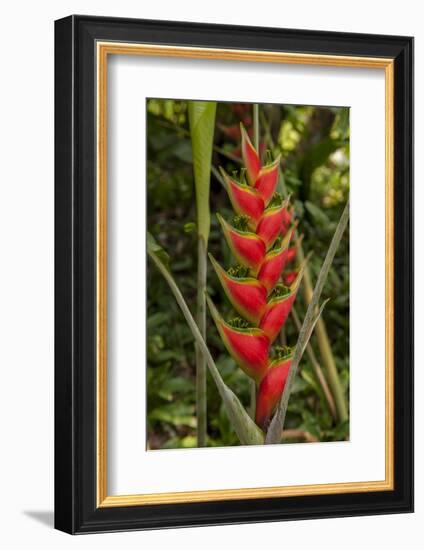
[147,232,170,271]
[183,222,197,233]
[304,201,330,226]
[188,101,217,242]
[147,240,264,446]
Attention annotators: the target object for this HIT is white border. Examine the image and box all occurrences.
[107,55,386,496]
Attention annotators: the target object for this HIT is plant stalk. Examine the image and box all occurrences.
[188,100,216,447]
[297,246,348,422]
[195,237,208,446]
[291,307,337,420]
[253,103,260,151]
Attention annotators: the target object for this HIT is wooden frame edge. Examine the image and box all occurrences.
[96,42,395,508]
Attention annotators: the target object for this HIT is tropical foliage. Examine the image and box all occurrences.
[146,100,349,449]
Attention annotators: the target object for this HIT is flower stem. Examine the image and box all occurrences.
[248,102,260,419]
[253,103,260,152]
[290,307,337,420]
[195,237,207,446]
[297,246,348,422]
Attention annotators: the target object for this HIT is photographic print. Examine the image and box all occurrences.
[146,99,350,450]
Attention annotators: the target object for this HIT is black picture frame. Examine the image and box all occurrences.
[55,15,414,534]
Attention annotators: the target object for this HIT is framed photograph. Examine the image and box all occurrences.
[54,15,413,534]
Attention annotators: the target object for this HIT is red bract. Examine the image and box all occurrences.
[206,296,269,383]
[217,214,266,274]
[281,206,293,236]
[220,168,264,229]
[258,247,289,294]
[283,271,298,287]
[241,124,261,185]
[254,157,281,206]
[209,254,267,325]
[260,290,297,343]
[255,353,292,430]
[257,229,293,293]
[286,246,298,264]
[256,202,289,250]
[259,268,305,343]
[208,122,307,431]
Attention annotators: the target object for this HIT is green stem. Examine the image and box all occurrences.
[253,103,260,151]
[195,237,207,446]
[291,307,337,420]
[266,199,350,444]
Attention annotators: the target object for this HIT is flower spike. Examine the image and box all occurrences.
[209,254,267,324]
[210,124,307,429]
[206,295,269,383]
[240,123,261,185]
[217,213,266,275]
[219,167,264,229]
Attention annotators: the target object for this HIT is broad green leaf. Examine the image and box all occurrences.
[148,236,264,445]
[188,101,217,242]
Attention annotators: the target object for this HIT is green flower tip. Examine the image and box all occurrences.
[273,345,295,360]
[228,317,252,329]
[232,214,251,232]
[227,264,250,278]
[269,283,291,300]
[268,192,283,208]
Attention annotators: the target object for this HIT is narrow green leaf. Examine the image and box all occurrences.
[147,232,170,270]
[147,234,264,446]
[188,101,217,243]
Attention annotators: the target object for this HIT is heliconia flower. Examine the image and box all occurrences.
[254,157,281,206]
[286,247,297,264]
[256,229,293,293]
[285,234,303,264]
[259,267,305,343]
[255,352,293,430]
[256,200,290,250]
[241,124,261,185]
[206,295,269,383]
[217,213,266,274]
[281,206,293,237]
[209,254,267,324]
[218,123,241,140]
[220,168,264,229]
[283,271,298,287]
